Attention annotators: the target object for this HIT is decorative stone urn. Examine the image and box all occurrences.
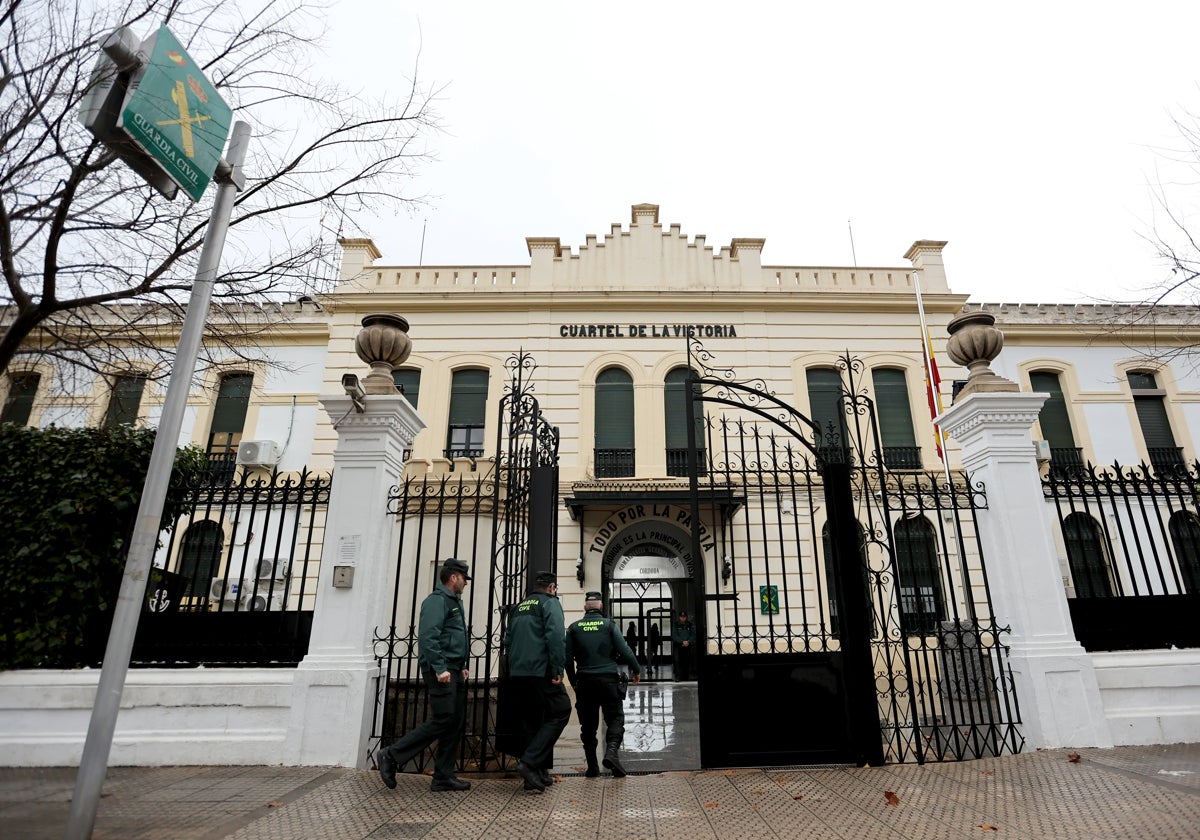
[354,313,411,395]
[945,310,1018,398]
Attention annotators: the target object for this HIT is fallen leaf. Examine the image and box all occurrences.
[978,824,1000,831]
[884,791,901,806]
[792,794,803,801]
[1067,753,1081,763]
[266,801,284,808]
[982,770,995,776]
[774,776,788,783]
[751,790,763,796]
[704,801,720,808]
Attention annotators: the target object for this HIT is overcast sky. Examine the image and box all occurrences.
[325,1,1200,304]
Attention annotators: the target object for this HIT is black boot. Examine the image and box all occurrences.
[584,748,600,778]
[602,746,626,778]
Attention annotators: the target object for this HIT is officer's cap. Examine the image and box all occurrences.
[585,591,603,601]
[443,558,471,580]
[534,571,557,585]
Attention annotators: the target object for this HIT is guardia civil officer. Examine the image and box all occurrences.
[377,558,472,793]
[504,571,571,793]
[565,591,641,777]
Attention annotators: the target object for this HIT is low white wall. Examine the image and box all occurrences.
[0,669,296,767]
[1092,648,1200,745]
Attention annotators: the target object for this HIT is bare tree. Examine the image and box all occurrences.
[0,0,437,379]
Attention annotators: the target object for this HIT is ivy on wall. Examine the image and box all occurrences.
[0,425,207,669]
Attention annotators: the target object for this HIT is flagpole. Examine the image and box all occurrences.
[913,270,953,489]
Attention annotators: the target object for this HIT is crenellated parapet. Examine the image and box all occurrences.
[335,203,953,299]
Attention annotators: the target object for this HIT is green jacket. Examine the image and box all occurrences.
[505,589,565,678]
[565,609,641,684]
[418,584,469,675]
[672,619,696,645]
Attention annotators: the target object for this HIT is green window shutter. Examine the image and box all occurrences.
[595,367,634,449]
[448,369,488,425]
[663,367,700,449]
[1,372,40,426]
[805,368,843,446]
[392,368,421,410]
[1029,371,1077,449]
[103,374,148,428]
[211,374,252,435]
[1127,371,1177,449]
[871,368,917,448]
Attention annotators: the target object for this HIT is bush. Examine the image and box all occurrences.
[0,425,206,668]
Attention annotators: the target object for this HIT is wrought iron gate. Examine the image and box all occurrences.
[369,351,560,770]
[685,344,1023,766]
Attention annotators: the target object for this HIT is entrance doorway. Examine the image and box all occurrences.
[610,582,674,681]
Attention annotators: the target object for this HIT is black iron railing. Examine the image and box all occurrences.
[1043,460,1200,651]
[205,432,239,485]
[665,447,706,477]
[882,446,922,470]
[1048,446,1086,478]
[127,468,331,667]
[595,447,635,477]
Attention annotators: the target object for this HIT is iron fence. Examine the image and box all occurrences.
[127,468,330,666]
[1044,460,1200,651]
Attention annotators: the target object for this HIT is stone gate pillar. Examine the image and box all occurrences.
[288,314,424,767]
[936,311,1112,750]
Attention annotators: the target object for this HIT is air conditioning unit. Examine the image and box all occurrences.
[244,591,284,612]
[209,577,247,601]
[1033,439,1051,463]
[236,440,282,468]
[255,558,290,580]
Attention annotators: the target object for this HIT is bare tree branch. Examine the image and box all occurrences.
[0,0,438,381]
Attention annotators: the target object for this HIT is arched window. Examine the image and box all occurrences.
[664,367,704,476]
[805,368,843,460]
[595,367,634,477]
[1063,512,1116,598]
[1168,511,1200,594]
[1030,370,1082,475]
[821,521,869,637]
[893,516,945,635]
[871,368,920,469]
[446,368,488,458]
[178,520,224,600]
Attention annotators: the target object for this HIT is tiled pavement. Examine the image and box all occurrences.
[2,743,1199,839]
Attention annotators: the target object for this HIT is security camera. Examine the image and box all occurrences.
[342,373,366,412]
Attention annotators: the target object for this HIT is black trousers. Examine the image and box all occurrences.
[510,676,571,769]
[574,673,625,754]
[382,668,467,781]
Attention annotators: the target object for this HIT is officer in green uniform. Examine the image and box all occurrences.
[504,571,571,793]
[565,591,641,777]
[672,610,696,681]
[377,558,472,792]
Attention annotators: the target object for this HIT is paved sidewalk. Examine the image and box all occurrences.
[2,744,1198,839]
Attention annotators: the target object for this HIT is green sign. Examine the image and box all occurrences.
[759,585,779,616]
[119,26,231,202]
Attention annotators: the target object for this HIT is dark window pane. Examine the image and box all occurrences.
[103,374,148,427]
[392,368,421,409]
[1063,513,1115,598]
[872,368,917,449]
[596,367,634,449]
[894,516,945,634]
[1169,512,1200,595]
[1,372,39,426]
[1030,371,1077,449]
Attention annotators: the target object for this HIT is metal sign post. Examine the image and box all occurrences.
[63,118,251,839]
